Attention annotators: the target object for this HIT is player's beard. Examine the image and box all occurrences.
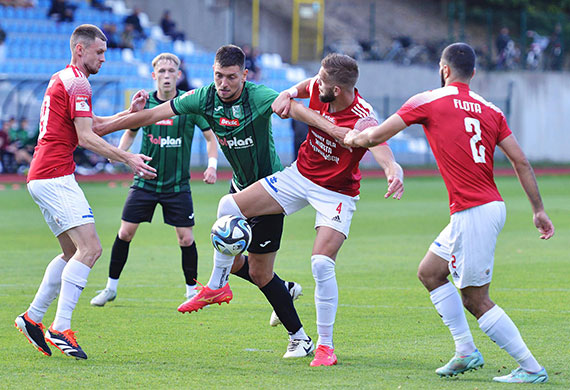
[319,87,335,103]
[86,63,100,75]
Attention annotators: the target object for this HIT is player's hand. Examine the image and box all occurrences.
[330,126,352,151]
[533,210,554,240]
[203,167,217,184]
[126,153,157,180]
[128,90,149,113]
[272,91,293,118]
[385,174,404,200]
[344,129,361,148]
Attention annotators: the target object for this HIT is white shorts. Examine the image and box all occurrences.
[429,201,506,289]
[27,174,95,237]
[260,162,358,238]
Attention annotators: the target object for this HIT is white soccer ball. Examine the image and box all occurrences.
[210,215,252,256]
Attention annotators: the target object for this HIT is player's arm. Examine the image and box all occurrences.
[272,78,312,117]
[118,129,138,151]
[369,144,404,200]
[344,114,408,148]
[202,129,218,184]
[498,134,554,239]
[93,101,175,137]
[92,90,149,133]
[287,100,350,144]
[74,117,156,179]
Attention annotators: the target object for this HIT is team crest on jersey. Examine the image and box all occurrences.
[75,95,90,112]
[155,119,174,126]
[232,105,243,119]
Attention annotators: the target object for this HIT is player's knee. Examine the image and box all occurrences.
[249,268,272,287]
[311,255,335,282]
[217,194,244,219]
[118,228,135,242]
[178,236,194,247]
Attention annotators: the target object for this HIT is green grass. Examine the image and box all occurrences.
[0,175,568,389]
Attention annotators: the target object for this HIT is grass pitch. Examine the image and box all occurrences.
[0,174,568,389]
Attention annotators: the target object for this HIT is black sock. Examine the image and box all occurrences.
[109,235,130,279]
[260,274,302,334]
[232,255,254,283]
[181,242,198,285]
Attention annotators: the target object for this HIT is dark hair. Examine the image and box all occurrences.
[70,24,107,50]
[215,45,245,70]
[320,53,359,89]
[442,43,476,79]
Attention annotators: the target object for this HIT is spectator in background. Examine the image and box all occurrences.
[291,118,308,160]
[9,117,35,172]
[124,7,146,40]
[548,23,563,71]
[102,22,121,49]
[160,10,185,42]
[0,24,6,62]
[120,23,135,50]
[0,120,16,173]
[48,0,75,23]
[495,27,511,68]
[243,44,261,81]
[90,0,112,13]
[176,58,194,91]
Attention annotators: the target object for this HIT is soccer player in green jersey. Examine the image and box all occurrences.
[95,45,350,358]
[90,53,218,308]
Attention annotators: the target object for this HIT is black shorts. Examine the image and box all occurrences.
[230,183,283,254]
[122,187,195,227]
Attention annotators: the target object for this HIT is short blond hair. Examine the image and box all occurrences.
[152,53,181,69]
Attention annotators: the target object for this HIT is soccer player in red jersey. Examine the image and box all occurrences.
[184,53,404,366]
[14,24,156,360]
[344,43,554,383]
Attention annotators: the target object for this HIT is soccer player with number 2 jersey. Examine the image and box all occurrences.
[345,42,554,383]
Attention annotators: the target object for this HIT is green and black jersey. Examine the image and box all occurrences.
[133,90,210,193]
[170,81,282,190]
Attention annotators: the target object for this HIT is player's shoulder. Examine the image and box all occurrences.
[468,90,505,116]
[404,86,459,110]
[57,65,91,94]
[353,91,375,117]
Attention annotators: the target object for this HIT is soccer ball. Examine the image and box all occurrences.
[210,215,252,256]
[354,116,379,131]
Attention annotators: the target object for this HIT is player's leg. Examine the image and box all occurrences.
[15,235,75,357]
[91,187,157,306]
[163,191,199,300]
[175,226,199,300]
[421,220,481,377]
[46,223,102,360]
[462,284,547,382]
[309,226,344,367]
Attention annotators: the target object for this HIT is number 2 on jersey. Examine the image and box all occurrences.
[464,117,485,163]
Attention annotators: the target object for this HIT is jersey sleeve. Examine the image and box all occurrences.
[68,77,93,119]
[396,91,432,126]
[171,87,204,116]
[496,112,513,143]
[251,84,279,118]
[193,114,211,132]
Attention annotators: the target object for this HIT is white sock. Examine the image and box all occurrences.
[430,282,476,356]
[478,304,542,373]
[106,277,119,291]
[207,250,234,290]
[52,259,91,331]
[28,256,67,323]
[289,327,309,341]
[186,283,196,296]
[311,255,338,348]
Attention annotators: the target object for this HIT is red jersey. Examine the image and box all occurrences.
[397,82,512,214]
[296,78,382,196]
[28,65,93,181]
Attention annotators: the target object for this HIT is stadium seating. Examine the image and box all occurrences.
[0,1,310,165]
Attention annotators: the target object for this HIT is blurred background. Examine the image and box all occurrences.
[1,0,569,176]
